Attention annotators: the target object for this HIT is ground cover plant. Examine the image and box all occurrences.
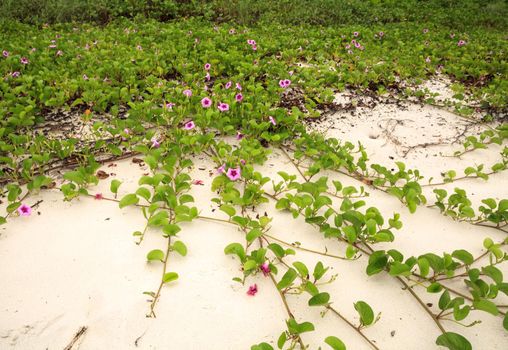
[0,2,507,349]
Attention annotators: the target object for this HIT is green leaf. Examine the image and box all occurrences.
[503,313,508,331]
[277,331,287,349]
[220,204,236,217]
[246,228,262,243]
[110,179,122,194]
[354,301,374,326]
[438,290,451,310]
[162,272,179,283]
[172,241,187,256]
[224,243,246,261]
[324,336,346,350]
[136,187,151,201]
[119,193,139,208]
[162,224,181,236]
[313,261,328,281]
[389,262,411,276]
[308,292,330,306]
[481,265,503,284]
[292,261,309,277]
[251,343,273,350]
[147,249,164,262]
[473,299,499,316]
[435,332,472,350]
[277,268,298,290]
[451,250,474,265]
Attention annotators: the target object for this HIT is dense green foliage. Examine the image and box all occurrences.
[1,0,507,28]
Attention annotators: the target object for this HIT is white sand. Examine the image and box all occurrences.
[1,96,507,349]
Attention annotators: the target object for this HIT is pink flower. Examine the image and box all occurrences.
[20,57,29,65]
[192,179,204,186]
[247,284,258,296]
[218,103,229,112]
[351,39,357,44]
[151,136,160,148]
[354,42,361,48]
[236,83,242,90]
[279,79,291,88]
[229,29,236,34]
[217,164,226,174]
[183,89,192,97]
[205,72,210,81]
[425,57,431,63]
[2,50,9,57]
[235,93,243,102]
[11,71,20,78]
[49,44,57,49]
[165,102,175,110]
[423,28,429,33]
[236,131,244,140]
[30,48,36,52]
[379,31,384,37]
[56,50,63,56]
[240,159,246,165]
[345,44,351,49]
[288,70,294,76]
[17,204,32,216]
[450,33,455,39]
[201,97,212,108]
[353,31,359,37]
[83,74,89,80]
[457,40,466,47]
[225,81,232,89]
[204,63,211,70]
[184,121,195,130]
[268,116,276,125]
[252,45,257,51]
[226,167,241,181]
[136,45,142,50]
[95,193,103,200]
[85,43,90,50]
[260,261,271,276]
[247,39,256,45]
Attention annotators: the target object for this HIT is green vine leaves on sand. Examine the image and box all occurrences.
[1,18,507,350]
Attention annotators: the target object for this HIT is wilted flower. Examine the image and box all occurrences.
[260,261,271,276]
[136,45,142,50]
[183,89,192,97]
[268,116,277,125]
[94,193,103,200]
[226,167,241,181]
[201,97,212,108]
[192,179,204,185]
[205,72,210,81]
[83,74,89,80]
[423,28,429,33]
[425,56,431,63]
[151,136,160,148]
[184,121,195,130]
[49,44,57,49]
[236,82,242,90]
[17,204,32,216]
[165,102,175,110]
[217,164,226,174]
[247,284,258,296]
[11,71,20,78]
[56,50,63,56]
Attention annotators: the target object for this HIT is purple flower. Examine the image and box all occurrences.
[205,72,210,81]
[457,40,466,47]
[279,79,291,88]
[151,136,160,148]
[260,261,271,276]
[225,81,232,89]
[217,164,226,174]
[240,159,246,165]
[247,284,258,296]
[236,83,242,90]
[353,31,359,37]
[268,116,276,125]
[218,102,229,112]
[252,45,257,51]
[204,63,211,71]
[201,97,212,108]
[247,39,256,46]
[11,71,20,78]
[235,93,243,102]
[165,102,175,110]
[20,57,29,65]
[236,131,244,140]
[379,31,384,37]
[2,50,9,58]
[183,89,192,97]
[226,167,241,181]
[354,42,361,49]
[17,204,32,216]
[184,121,195,130]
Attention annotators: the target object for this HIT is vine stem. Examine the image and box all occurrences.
[325,306,380,350]
[147,235,172,318]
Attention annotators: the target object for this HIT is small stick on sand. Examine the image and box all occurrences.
[63,326,87,350]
